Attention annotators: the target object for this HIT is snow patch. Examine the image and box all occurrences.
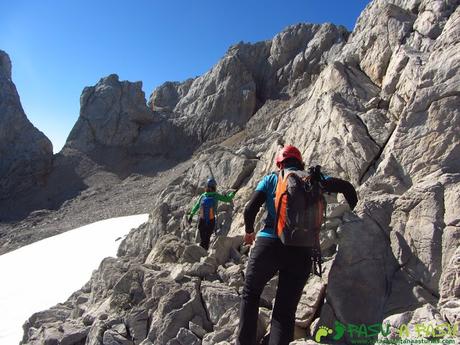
[0,214,149,345]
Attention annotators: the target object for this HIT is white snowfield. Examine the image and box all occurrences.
[0,214,149,345]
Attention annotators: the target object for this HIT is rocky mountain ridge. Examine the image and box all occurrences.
[0,0,458,344]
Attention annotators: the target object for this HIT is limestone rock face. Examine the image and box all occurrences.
[156,54,257,143]
[439,246,460,325]
[149,23,348,143]
[64,74,196,174]
[0,50,53,201]
[264,23,349,97]
[184,147,258,191]
[344,1,416,86]
[67,74,154,151]
[148,79,194,112]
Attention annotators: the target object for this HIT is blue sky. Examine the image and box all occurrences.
[0,0,370,153]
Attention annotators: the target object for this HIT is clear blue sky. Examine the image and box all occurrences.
[0,0,370,153]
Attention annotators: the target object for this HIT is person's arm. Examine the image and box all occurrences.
[189,195,203,218]
[215,191,236,203]
[244,191,266,234]
[322,178,358,210]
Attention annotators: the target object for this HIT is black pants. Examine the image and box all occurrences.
[237,237,312,345]
[198,218,215,250]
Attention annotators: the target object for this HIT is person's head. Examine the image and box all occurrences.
[275,145,305,170]
[205,178,217,192]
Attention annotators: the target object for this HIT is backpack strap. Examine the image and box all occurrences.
[275,170,287,237]
[312,172,326,278]
[275,170,298,237]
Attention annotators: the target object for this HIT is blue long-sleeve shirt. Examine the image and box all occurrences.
[244,171,358,239]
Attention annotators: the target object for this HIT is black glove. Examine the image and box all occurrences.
[187,215,193,224]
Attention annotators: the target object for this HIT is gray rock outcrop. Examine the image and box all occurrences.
[67,74,154,151]
[149,23,348,143]
[0,50,53,204]
[65,74,196,171]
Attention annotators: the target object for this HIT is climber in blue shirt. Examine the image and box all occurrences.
[237,145,357,345]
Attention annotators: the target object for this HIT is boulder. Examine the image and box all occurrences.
[260,275,279,308]
[217,264,245,290]
[189,321,207,339]
[23,320,90,345]
[318,206,398,338]
[147,279,211,345]
[185,256,218,279]
[102,329,133,345]
[295,260,332,329]
[120,315,150,345]
[439,246,460,325]
[111,268,146,309]
[202,306,240,345]
[379,304,448,341]
[209,236,244,266]
[200,281,240,325]
[180,244,208,264]
[118,204,170,262]
[174,327,201,345]
[86,319,109,345]
[145,234,186,265]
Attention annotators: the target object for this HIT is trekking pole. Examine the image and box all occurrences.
[205,162,215,180]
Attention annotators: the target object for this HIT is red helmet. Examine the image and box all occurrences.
[275,145,303,168]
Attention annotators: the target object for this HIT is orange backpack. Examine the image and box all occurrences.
[274,169,326,248]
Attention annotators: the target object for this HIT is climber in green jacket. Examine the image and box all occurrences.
[188,178,236,250]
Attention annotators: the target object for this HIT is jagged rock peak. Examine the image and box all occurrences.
[0,50,53,204]
[65,73,155,151]
[150,22,350,114]
[0,49,12,79]
[148,22,349,145]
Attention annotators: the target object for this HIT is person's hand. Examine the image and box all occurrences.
[187,214,193,224]
[244,232,255,246]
